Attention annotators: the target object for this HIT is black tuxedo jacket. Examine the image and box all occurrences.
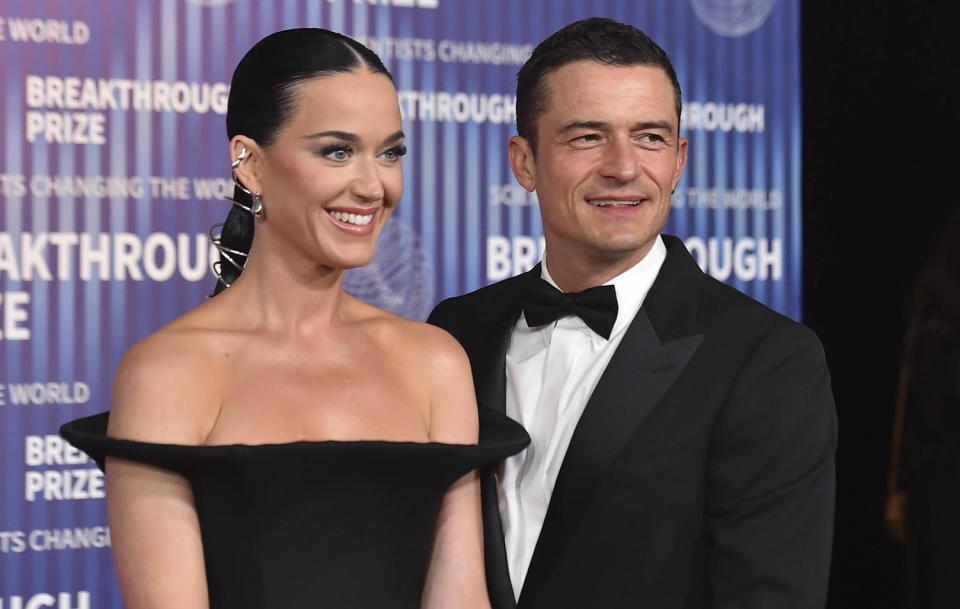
[428,235,837,609]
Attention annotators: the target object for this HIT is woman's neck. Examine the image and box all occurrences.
[220,241,354,335]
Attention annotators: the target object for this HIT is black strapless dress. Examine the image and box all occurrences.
[60,410,528,609]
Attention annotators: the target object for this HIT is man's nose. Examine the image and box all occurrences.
[597,137,639,183]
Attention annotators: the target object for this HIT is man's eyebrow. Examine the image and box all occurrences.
[560,120,609,133]
[632,120,675,133]
[559,120,676,134]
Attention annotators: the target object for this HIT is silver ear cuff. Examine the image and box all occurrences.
[223,146,265,218]
[231,146,247,169]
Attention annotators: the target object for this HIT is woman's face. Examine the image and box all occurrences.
[249,69,405,271]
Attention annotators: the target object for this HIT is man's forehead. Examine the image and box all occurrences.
[542,60,672,89]
[538,61,679,121]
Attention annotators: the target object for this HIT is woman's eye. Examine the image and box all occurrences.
[382,144,407,161]
[322,146,352,161]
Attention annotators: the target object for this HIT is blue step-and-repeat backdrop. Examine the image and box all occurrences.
[0,0,797,605]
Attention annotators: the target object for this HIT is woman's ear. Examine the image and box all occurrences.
[229,136,263,195]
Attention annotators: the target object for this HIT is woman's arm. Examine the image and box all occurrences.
[419,330,491,609]
[106,458,209,608]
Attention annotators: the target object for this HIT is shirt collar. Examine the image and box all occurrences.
[538,235,667,344]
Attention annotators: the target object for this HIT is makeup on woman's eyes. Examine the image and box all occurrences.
[315,143,406,163]
[305,130,406,162]
[318,143,353,161]
[380,144,407,161]
[305,131,357,160]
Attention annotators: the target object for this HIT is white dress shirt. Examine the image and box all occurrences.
[499,235,667,599]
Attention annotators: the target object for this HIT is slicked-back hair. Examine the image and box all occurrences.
[515,17,682,152]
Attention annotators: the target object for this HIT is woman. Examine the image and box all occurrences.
[61,28,527,609]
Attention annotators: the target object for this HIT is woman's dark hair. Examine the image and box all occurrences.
[212,28,392,296]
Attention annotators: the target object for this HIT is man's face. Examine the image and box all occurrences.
[509,60,687,286]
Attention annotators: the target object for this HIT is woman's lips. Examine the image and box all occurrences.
[325,207,378,235]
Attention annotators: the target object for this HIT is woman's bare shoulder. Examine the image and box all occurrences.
[355,303,470,370]
[108,306,236,445]
[354,305,478,442]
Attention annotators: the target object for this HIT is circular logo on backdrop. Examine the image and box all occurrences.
[343,217,436,321]
[689,0,777,37]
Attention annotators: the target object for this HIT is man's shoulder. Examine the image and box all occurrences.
[657,235,798,333]
[702,273,789,323]
[694,272,825,360]
[428,273,525,327]
[656,236,818,351]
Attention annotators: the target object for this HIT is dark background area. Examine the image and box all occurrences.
[801,2,959,607]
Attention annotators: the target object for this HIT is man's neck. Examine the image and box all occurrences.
[544,239,658,293]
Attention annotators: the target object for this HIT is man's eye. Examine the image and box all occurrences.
[571,134,601,144]
[640,134,665,144]
[322,145,352,161]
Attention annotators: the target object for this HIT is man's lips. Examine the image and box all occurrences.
[585,197,646,207]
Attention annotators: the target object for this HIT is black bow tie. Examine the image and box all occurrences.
[521,275,619,339]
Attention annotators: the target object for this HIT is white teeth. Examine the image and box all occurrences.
[588,200,641,207]
[329,210,374,226]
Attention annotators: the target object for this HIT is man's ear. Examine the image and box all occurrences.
[508,135,536,192]
[671,137,688,192]
[229,136,263,195]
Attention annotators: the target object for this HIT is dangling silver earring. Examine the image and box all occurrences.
[250,192,265,218]
[223,145,265,218]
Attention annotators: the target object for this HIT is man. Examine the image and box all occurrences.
[429,17,836,609]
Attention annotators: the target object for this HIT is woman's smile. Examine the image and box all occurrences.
[325,206,379,235]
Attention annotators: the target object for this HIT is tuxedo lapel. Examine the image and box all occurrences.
[517,237,705,608]
[517,310,702,607]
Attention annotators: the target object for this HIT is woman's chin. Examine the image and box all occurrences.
[318,250,376,272]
